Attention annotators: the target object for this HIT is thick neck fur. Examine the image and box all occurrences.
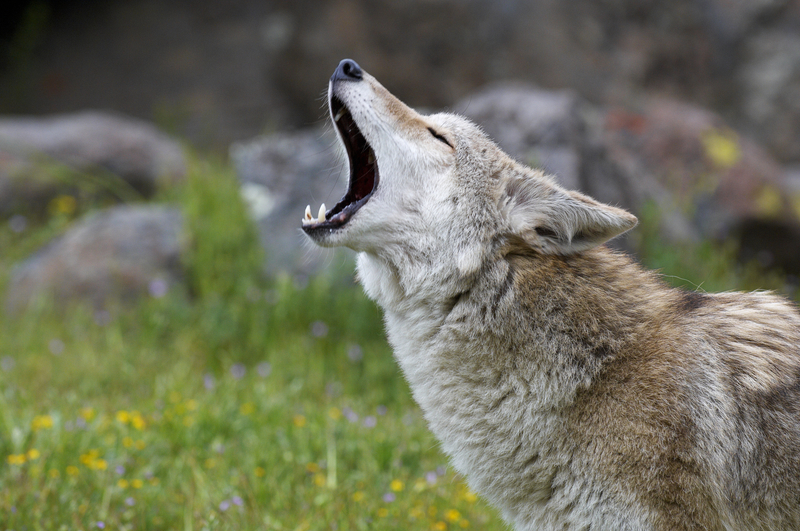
[358,244,672,527]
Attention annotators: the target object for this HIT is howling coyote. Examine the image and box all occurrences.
[302,59,800,531]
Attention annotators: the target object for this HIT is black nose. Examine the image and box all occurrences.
[331,59,363,82]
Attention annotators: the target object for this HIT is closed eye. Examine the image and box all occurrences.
[428,127,453,149]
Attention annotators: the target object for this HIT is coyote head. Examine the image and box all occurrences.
[302,60,637,290]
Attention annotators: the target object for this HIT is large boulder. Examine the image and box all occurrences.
[5,205,185,313]
[0,111,186,217]
[458,83,800,273]
[231,128,352,276]
[455,84,696,246]
[738,30,800,162]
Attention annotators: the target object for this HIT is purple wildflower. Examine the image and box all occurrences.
[48,339,65,356]
[1,356,15,372]
[257,361,272,378]
[148,278,168,298]
[230,363,246,380]
[342,407,359,423]
[347,344,363,362]
[9,214,27,233]
[310,321,329,338]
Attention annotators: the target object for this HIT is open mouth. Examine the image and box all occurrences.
[302,95,379,232]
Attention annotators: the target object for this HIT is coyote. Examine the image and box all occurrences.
[302,59,800,530]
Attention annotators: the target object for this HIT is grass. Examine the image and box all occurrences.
[0,154,795,530]
[0,155,502,530]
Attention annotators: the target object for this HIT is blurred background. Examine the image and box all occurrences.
[1,1,799,529]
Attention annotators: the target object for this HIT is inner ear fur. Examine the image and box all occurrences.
[501,170,638,255]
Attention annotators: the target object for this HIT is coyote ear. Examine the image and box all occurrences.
[501,172,637,254]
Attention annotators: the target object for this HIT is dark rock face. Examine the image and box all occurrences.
[0,111,186,216]
[5,205,185,313]
[2,0,799,164]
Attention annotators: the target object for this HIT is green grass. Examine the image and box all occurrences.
[0,155,502,530]
[0,154,795,530]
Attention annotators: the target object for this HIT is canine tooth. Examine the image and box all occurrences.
[368,152,375,164]
[334,108,346,122]
[318,204,326,222]
[305,205,312,220]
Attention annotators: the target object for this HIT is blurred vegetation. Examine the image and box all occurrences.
[0,0,50,112]
[0,153,796,529]
[0,154,501,530]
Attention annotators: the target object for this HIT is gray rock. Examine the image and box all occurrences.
[455,83,585,191]
[457,83,694,245]
[5,205,185,313]
[231,127,352,276]
[738,30,800,162]
[0,111,186,216]
[460,83,800,272]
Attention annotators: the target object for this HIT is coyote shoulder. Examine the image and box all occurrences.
[303,59,800,531]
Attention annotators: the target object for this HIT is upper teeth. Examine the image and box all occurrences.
[334,108,346,122]
[302,203,326,226]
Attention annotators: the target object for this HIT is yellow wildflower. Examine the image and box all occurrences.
[130,412,146,430]
[293,414,306,428]
[445,509,462,523]
[66,465,80,477]
[6,454,26,465]
[26,449,41,461]
[254,466,266,478]
[352,491,365,502]
[390,479,404,492]
[377,508,389,518]
[328,407,342,420]
[48,468,60,479]
[79,407,96,421]
[123,436,134,448]
[117,479,129,489]
[240,402,255,415]
[432,522,447,531]
[31,415,54,431]
[115,410,131,424]
[132,479,143,489]
[49,195,77,216]
[134,439,146,450]
[702,129,741,169]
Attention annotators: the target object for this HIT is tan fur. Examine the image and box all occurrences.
[304,61,800,530]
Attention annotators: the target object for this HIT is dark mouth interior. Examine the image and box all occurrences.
[324,96,379,226]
